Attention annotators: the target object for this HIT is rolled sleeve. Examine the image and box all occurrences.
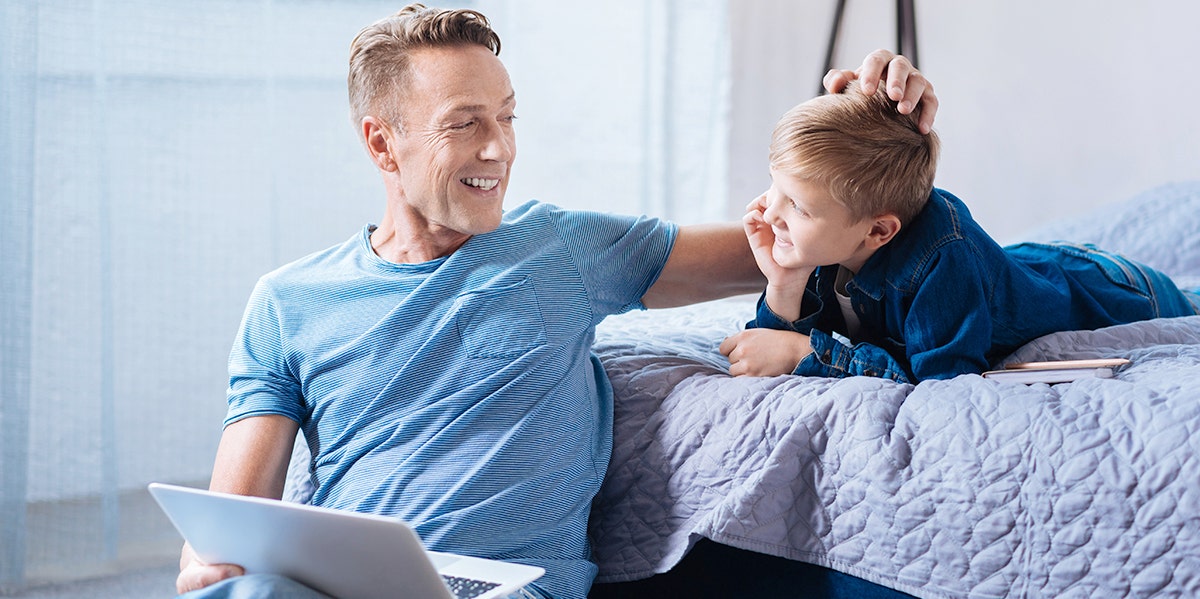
[747,290,825,332]
[794,329,914,383]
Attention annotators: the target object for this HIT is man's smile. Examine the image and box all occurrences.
[462,177,500,191]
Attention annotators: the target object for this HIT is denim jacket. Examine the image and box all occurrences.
[749,188,1199,383]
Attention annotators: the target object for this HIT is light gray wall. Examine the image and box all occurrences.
[729,0,1200,243]
[493,0,730,224]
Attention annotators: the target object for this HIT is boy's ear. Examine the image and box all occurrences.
[865,214,902,249]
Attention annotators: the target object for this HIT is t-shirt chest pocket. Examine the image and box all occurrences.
[452,277,548,358]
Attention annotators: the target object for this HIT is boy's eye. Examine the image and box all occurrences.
[789,199,808,216]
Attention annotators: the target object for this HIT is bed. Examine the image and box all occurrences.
[285,182,1200,598]
[586,181,1200,598]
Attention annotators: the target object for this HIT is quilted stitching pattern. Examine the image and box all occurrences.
[589,297,1200,598]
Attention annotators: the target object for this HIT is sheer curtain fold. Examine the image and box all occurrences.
[1,2,38,592]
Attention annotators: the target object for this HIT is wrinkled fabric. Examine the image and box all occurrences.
[589,297,1200,598]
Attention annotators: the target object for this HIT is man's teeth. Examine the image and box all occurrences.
[463,178,500,191]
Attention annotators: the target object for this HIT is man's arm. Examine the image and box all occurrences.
[207,414,298,498]
[176,415,300,594]
[642,222,765,308]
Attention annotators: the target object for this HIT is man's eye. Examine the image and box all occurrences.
[452,120,475,130]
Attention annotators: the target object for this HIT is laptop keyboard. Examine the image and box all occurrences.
[442,574,501,599]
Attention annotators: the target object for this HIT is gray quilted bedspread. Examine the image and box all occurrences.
[589,182,1200,597]
[589,298,1200,598]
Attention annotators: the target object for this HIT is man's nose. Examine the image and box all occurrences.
[478,122,513,162]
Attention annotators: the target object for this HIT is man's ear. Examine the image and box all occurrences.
[362,116,398,172]
[865,214,902,249]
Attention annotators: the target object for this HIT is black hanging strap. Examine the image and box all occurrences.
[897,0,919,69]
[818,0,848,97]
[818,0,919,96]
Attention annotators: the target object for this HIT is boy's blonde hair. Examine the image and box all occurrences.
[347,3,501,135]
[769,81,940,225]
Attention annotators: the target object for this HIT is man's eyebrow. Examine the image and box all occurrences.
[446,93,517,114]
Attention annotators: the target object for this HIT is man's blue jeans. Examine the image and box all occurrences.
[179,573,549,599]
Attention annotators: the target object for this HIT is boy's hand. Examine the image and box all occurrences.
[742,194,779,279]
[743,194,813,321]
[823,49,937,134]
[743,193,810,290]
[720,328,813,377]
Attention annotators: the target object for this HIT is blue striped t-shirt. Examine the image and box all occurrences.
[224,200,677,599]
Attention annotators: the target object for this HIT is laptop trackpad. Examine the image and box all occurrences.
[427,551,462,570]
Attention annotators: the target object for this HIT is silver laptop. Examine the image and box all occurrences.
[148,483,544,599]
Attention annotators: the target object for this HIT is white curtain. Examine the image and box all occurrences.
[0,0,729,590]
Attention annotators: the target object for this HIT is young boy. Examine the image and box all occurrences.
[720,82,1200,383]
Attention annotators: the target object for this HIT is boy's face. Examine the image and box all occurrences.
[762,169,877,273]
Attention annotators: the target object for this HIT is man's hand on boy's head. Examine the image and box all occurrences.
[824,49,938,134]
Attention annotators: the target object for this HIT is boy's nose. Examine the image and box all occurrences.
[762,199,782,226]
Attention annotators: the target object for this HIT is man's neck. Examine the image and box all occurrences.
[369,214,471,264]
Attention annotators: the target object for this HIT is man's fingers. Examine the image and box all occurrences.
[838,50,939,132]
[882,55,917,102]
[873,54,938,134]
[892,68,924,110]
[892,68,938,134]
[177,563,244,595]
[822,68,857,94]
[915,83,938,134]
[854,49,898,95]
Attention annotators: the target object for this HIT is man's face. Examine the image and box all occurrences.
[387,44,516,236]
[762,168,874,271]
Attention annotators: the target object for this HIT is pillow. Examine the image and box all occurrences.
[1020,181,1200,286]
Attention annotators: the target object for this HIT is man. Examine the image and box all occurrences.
[177,5,937,598]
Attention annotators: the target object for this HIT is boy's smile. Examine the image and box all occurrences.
[771,229,794,249]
